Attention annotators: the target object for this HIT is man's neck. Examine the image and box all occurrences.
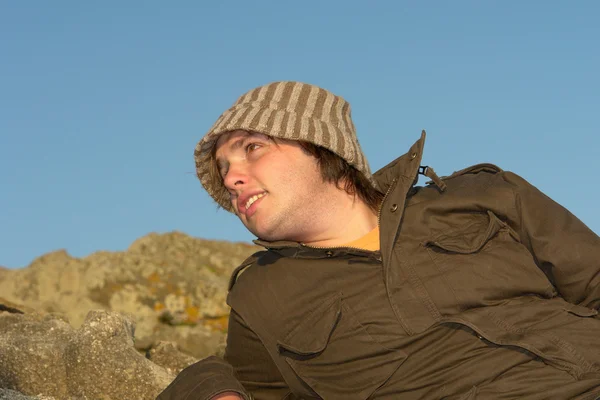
[300,194,379,248]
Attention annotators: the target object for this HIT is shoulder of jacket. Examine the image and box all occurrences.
[228,250,268,292]
[442,163,503,181]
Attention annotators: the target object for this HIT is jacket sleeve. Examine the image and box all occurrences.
[156,355,249,400]
[501,171,600,309]
[156,310,291,400]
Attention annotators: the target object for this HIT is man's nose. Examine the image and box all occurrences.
[222,164,248,190]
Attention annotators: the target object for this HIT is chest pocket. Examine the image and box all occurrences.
[427,211,512,254]
[277,294,406,400]
[424,211,555,310]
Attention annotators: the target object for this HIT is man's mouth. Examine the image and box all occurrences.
[245,192,266,210]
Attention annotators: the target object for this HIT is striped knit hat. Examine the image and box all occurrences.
[194,81,375,212]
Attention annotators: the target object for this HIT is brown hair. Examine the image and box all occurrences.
[298,142,383,214]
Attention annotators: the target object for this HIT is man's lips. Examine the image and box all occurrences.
[244,193,266,218]
[237,191,267,216]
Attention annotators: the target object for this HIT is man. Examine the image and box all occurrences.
[159,81,600,399]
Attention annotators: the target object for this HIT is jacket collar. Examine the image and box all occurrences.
[254,131,427,251]
[373,130,426,194]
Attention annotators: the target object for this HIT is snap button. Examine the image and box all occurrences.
[390,204,398,212]
[326,251,333,257]
[410,152,417,160]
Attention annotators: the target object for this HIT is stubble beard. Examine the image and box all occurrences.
[246,198,317,243]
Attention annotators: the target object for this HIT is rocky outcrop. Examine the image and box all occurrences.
[0,231,258,359]
[0,232,260,399]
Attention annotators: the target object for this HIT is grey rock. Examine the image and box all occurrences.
[0,232,258,398]
[0,309,174,400]
[146,341,198,375]
[0,388,55,399]
[0,312,72,397]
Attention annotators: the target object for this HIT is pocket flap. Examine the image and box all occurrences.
[277,295,407,400]
[277,295,341,356]
[427,211,506,254]
[564,303,599,317]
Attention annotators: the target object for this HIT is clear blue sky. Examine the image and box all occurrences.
[1,2,598,268]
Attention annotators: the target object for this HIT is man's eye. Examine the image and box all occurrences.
[245,142,261,153]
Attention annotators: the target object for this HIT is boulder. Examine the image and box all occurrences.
[0,232,259,398]
[146,341,198,375]
[0,388,55,399]
[0,309,173,400]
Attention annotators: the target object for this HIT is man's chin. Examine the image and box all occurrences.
[245,223,273,241]
[251,226,282,242]
[244,217,291,242]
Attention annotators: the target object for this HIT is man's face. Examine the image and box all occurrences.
[214,130,334,242]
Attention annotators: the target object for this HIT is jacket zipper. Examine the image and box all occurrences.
[377,178,398,228]
[376,177,416,335]
[300,242,378,256]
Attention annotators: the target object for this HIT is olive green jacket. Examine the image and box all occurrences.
[158,132,600,400]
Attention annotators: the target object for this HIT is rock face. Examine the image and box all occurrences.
[0,232,260,399]
[0,231,259,359]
